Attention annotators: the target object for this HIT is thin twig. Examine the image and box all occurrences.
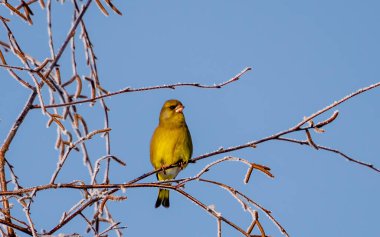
[0,63,36,72]
[46,195,102,235]
[200,179,289,237]
[175,188,250,237]
[0,219,32,236]
[79,212,97,234]
[217,218,222,237]
[23,189,38,237]
[47,0,55,59]
[276,137,380,173]
[294,82,380,129]
[50,128,111,184]
[32,67,252,109]
[43,0,94,80]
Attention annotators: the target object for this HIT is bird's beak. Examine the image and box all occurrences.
[175,104,184,113]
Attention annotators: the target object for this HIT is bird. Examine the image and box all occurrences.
[150,99,193,208]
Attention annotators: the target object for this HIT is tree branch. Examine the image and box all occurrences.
[32,67,252,109]
[0,90,37,236]
[276,137,380,173]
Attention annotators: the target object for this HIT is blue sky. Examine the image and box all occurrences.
[1,1,380,236]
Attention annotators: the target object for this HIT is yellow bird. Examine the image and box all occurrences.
[150,99,193,208]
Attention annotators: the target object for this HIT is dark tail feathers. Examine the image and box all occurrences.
[155,189,170,208]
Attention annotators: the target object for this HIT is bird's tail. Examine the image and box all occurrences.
[155,189,170,208]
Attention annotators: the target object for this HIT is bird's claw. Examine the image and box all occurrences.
[178,160,187,170]
[160,165,168,175]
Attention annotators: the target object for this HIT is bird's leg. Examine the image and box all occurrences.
[160,165,168,175]
[177,160,187,170]
[159,159,169,175]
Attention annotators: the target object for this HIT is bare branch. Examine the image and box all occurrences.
[294,82,380,129]
[276,137,380,173]
[0,90,36,236]
[32,67,252,109]
[43,0,94,80]
[0,219,32,236]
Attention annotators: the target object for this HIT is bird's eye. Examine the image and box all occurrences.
[169,105,176,110]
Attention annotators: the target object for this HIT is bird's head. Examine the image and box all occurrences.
[159,99,186,126]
